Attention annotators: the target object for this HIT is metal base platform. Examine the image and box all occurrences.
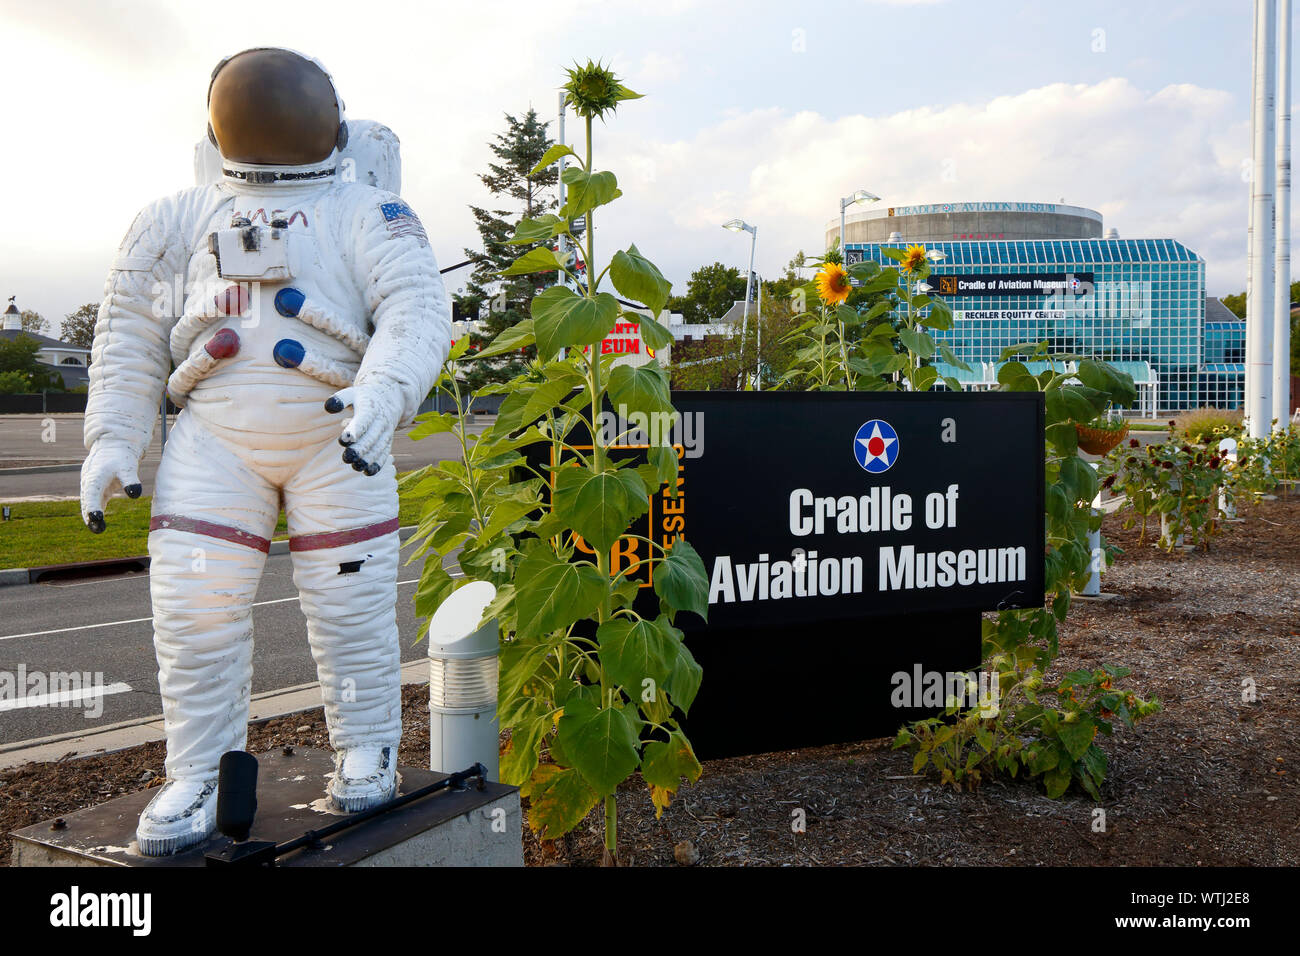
[10,747,522,867]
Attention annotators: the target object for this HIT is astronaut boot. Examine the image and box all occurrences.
[329,744,398,812]
[136,777,219,856]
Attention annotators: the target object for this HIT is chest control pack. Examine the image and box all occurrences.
[209,221,293,281]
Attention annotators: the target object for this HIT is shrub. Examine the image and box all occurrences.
[1176,407,1242,444]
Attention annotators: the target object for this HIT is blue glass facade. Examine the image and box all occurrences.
[848,238,1239,413]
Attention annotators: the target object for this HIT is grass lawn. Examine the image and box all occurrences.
[0,481,427,570]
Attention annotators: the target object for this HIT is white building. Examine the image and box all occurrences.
[2,297,92,388]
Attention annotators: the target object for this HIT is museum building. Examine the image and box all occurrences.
[832,202,1241,414]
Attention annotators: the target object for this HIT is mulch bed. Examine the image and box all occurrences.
[3,496,1297,866]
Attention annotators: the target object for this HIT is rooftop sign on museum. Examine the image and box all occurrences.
[930,272,1095,296]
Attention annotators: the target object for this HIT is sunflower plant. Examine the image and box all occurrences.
[779,261,1161,797]
[406,61,709,864]
[778,242,970,392]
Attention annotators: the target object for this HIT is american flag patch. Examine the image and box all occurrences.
[379,200,428,244]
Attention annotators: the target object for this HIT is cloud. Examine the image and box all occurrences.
[0,11,1263,331]
[594,77,1258,298]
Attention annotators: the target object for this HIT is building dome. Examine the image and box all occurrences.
[826,201,1103,248]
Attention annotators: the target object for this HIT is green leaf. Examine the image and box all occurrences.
[1057,716,1097,762]
[911,365,940,392]
[898,327,936,359]
[500,246,564,277]
[517,376,580,425]
[474,319,536,360]
[513,548,608,640]
[654,538,710,620]
[631,312,674,351]
[480,488,543,540]
[508,214,565,245]
[607,363,672,417]
[556,696,642,797]
[408,411,457,440]
[529,143,580,176]
[525,764,599,839]
[664,636,702,713]
[560,167,621,219]
[553,466,649,554]
[530,286,619,358]
[923,299,954,331]
[598,616,675,692]
[610,245,672,315]
[937,343,972,372]
[997,360,1032,387]
[641,730,702,818]
[1043,764,1072,798]
[499,708,549,786]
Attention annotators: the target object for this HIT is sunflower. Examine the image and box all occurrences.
[815,262,852,305]
[901,244,928,274]
[561,60,642,120]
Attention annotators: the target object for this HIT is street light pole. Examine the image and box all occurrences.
[839,188,881,258]
[557,91,568,291]
[755,271,763,390]
[723,219,758,389]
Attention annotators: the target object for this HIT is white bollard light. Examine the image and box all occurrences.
[1218,437,1239,519]
[428,581,500,779]
[1083,459,1103,597]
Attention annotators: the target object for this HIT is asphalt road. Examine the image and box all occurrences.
[0,545,460,747]
[0,411,483,749]
[0,413,488,500]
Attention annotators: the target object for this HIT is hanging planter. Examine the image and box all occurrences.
[1075,421,1129,456]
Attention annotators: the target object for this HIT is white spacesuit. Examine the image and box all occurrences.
[80,48,451,855]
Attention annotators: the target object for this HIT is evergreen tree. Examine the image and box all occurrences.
[460,109,559,388]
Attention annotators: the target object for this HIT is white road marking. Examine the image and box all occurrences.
[0,574,459,643]
[0,681,133,712]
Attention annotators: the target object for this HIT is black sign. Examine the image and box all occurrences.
[639,391,1045,628]
[930,272,1094,297]
[536,391,1046,759]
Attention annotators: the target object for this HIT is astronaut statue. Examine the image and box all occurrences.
[80,48,451,856]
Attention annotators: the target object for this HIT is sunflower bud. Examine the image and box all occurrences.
[562,60,641,119]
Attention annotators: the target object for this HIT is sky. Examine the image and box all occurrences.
[0,0,1288,334]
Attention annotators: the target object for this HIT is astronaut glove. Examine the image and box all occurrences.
[325,383,403,477]
[80,439,144,533]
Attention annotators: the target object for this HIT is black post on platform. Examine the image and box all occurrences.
[204,759,488,867]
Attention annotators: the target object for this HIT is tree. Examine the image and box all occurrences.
[61,303,99,348]
[461,109,559,389]
[20,310,48,336]
[666,262,749,325]
[669,292,803,390]
[0,370,31,394]
[0,334,62,391]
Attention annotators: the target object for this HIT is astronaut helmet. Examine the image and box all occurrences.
[207,48,348,167]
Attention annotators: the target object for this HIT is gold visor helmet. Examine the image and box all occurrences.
[207,48,347,166]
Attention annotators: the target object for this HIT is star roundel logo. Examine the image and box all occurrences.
[853,419,900,474]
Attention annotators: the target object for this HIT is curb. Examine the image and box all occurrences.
[0,464,81,475]
[0,659,431,771]
[0,524,420,587]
